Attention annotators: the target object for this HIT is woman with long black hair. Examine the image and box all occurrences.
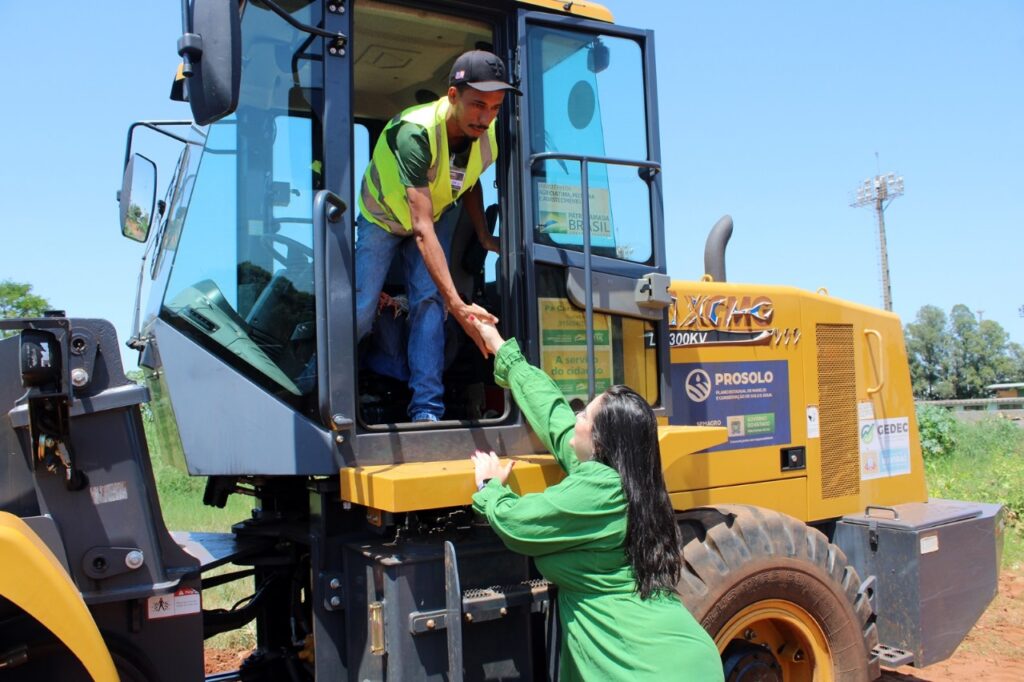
[470,320,723,681]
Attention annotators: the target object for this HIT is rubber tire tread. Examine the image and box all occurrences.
[677,505,880,681]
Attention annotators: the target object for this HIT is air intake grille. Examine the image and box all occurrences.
[816,324,860,499]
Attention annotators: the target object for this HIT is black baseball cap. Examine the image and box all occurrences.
[449,50,522,95]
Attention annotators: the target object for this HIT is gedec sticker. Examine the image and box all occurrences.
[859,417,912,479]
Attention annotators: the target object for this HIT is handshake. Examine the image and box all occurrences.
[466,315,506,357]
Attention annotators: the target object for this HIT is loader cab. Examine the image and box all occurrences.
[349,1,670,434]
[348,1,505,426]
[131,0,670,473]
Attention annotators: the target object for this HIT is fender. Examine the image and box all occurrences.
[0,512,118,681]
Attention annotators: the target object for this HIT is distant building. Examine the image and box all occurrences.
[917,383,1024,425]
[986,383,1024,399]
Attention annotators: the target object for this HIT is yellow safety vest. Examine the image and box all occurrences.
[358,97,497,233]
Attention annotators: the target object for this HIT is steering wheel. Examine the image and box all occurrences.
[259,233,314,268]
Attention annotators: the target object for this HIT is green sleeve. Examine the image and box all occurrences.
[386,122,431,188]
[494,338,579,474]
[471,470,622,557]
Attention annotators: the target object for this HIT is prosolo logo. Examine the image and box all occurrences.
[685,369,712,403]
[673,360,791,452]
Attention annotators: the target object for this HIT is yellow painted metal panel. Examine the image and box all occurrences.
[342,427,727,513]
[518,0,614,22]
[662,444,807,499]
[667,279,926,524]
[621,317,658,405]
[667,282,808,492]
[341,455,566,512]
[658,425,729,470]
[0,512,118,682]
[798,290,927,521]
[670,477,808,520]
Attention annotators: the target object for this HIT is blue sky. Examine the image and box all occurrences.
[2,1,1022,368]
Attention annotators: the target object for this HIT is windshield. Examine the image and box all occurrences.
[159,0,324,408]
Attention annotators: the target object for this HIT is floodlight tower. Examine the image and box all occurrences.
[851,173,904,311]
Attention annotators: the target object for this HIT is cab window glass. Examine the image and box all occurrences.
[526,26,652,263]
[160,0,322,407]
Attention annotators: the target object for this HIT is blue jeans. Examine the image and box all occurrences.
[354,208,460,421]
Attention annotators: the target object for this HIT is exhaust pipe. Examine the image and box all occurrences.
[703,214,733,282]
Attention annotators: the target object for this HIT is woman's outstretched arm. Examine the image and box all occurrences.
[473,319,579,474]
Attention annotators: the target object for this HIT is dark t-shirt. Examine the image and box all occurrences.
[387,121,472,191]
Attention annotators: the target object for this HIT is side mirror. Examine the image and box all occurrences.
[119,154,157,243]
[181,0,241,125]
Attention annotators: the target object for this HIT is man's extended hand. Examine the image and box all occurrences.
[453,302,498,356]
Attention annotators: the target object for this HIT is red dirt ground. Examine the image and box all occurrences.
[205,570,1024,678]
[205,647,252,675]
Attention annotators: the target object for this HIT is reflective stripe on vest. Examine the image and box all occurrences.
[358,97,498,233]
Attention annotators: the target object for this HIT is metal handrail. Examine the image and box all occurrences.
[529,152,661,401]
[530,151,662,170]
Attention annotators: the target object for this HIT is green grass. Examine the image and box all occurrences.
[150,452,257,652]
[151,455,253,534]
[920,411,1024,570]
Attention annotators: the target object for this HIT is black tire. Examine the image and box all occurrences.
[0,633,153,682]
[677,505,879,682]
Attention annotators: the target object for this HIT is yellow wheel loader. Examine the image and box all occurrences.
[0,1,1002,680]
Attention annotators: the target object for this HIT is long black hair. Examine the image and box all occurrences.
[591,385,682,599]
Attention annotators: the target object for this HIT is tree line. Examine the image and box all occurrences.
[905,304,1024,400]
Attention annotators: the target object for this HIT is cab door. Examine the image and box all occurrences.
[517,12,672,412]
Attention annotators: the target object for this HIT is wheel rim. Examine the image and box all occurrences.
[714,599,833,682]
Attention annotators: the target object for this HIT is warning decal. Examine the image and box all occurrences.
[147,587,201,620]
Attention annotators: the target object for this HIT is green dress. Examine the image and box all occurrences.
[472,340,724,681]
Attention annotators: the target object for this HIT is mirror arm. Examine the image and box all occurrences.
[260,0,348,48]
[177,33,204,78]
[122,120,199,172]
[177,0,200,77]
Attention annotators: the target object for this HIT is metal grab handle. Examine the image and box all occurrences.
[444,541,464,682]
[864,328,885,394]
[312,190,350,430]
[865,504,900,520]
[530,152,662,402]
